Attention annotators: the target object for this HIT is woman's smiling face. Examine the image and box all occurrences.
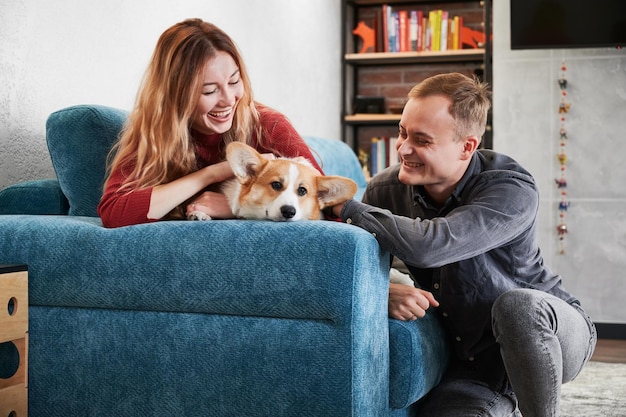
[192,51,244,135]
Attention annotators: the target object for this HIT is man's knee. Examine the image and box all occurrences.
[492,289,550,335]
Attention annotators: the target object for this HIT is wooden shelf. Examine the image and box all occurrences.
[347,0,477,5]
[345,49,485,65]
[344,114,402,124]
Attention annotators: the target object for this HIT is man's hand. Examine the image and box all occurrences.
[331,202,345,218]
[388,283,439,321]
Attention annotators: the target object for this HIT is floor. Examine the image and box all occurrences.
[591,339,626,363]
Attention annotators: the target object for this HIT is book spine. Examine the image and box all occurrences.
[419,13,426,51]
[375,10,384,52]
[451,15,459,50]
[370,138,379,176]
[382,5,389,52]
[378,138,386,173]
[434,10,442,51]
[393,12,400,52]
[399,10,408,52]
[427,10,436,51]
[440,10,448,51]
[388,10,397,52]
[389,137,399,166]
[410,11,418,51]
[458,16,463,49]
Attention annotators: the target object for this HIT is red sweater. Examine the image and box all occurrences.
[98,106,322,228]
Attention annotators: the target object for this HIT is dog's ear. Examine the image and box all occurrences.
[316,176,358,208]
[226,142,266,182]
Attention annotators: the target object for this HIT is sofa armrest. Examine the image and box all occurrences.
[1,218,387,320]
[0,216,392,415]
[0,179,70,215]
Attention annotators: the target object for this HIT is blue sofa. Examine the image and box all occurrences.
[0,105,449,416]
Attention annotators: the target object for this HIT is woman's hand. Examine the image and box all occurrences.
[187,191,235,219]
[388,283,439,321]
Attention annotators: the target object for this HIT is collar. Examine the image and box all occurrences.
[191,129,222,144]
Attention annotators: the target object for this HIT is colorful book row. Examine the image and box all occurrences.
[383,6,464,52]
[353,5,486,53]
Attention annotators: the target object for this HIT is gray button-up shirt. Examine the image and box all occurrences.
[341,150,578,360]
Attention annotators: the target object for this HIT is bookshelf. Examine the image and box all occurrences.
[341,0,493,176]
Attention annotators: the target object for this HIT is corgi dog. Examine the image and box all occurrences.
[187,142,357,221]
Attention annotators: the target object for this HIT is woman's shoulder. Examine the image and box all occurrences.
[256,103,288,122]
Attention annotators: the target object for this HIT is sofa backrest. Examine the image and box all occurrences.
[46,105,129,217]
[304,136,367,201]
[46,105,367,217]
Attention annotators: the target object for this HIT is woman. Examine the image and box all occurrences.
[98,18,322,228]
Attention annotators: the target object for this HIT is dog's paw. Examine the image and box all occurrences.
[187,211,212,221]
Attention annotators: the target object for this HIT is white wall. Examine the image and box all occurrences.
[493,2,626,324]
[0,0,341,188]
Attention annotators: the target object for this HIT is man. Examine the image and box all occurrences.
[332,73,596,417]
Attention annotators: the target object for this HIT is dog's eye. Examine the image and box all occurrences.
[271,181,283,191]
[297,186,307,196]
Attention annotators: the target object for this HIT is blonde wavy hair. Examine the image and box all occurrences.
[105,18,262,195]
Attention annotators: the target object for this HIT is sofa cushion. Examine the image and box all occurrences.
[46,105,128,217]
[0,179,69,215]
[389,315,450,409]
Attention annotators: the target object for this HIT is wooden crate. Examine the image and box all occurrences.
[0,265,28,417]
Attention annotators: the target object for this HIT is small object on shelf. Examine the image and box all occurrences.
[461,26,486,48]
[354,96,385,114]
[353,20,376,53]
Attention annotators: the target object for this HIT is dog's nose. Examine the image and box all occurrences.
[281,205,296,219]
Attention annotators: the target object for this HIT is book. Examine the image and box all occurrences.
[389,137,399,167]
[440,10,449,51]
[382,4,390,52]
[419,14,427,51]
[389,10,398,52]
[375,9,385,52]
[399,10,409,52]
[456,16,464,49]
[410,11,418,51]
[451,16,459,50]
[370,138,379,176]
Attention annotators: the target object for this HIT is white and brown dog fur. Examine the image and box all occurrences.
[187,142,358,222]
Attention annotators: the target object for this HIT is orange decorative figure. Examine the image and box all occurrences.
[353,21,376,53]
[461,26,486,49]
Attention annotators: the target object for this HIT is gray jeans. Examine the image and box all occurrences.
[415,289,597,417]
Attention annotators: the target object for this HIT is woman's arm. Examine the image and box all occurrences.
[98,160,234,228]
[148,161,233,220]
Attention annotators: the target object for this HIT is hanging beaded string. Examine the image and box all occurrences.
[556,62,570,254]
